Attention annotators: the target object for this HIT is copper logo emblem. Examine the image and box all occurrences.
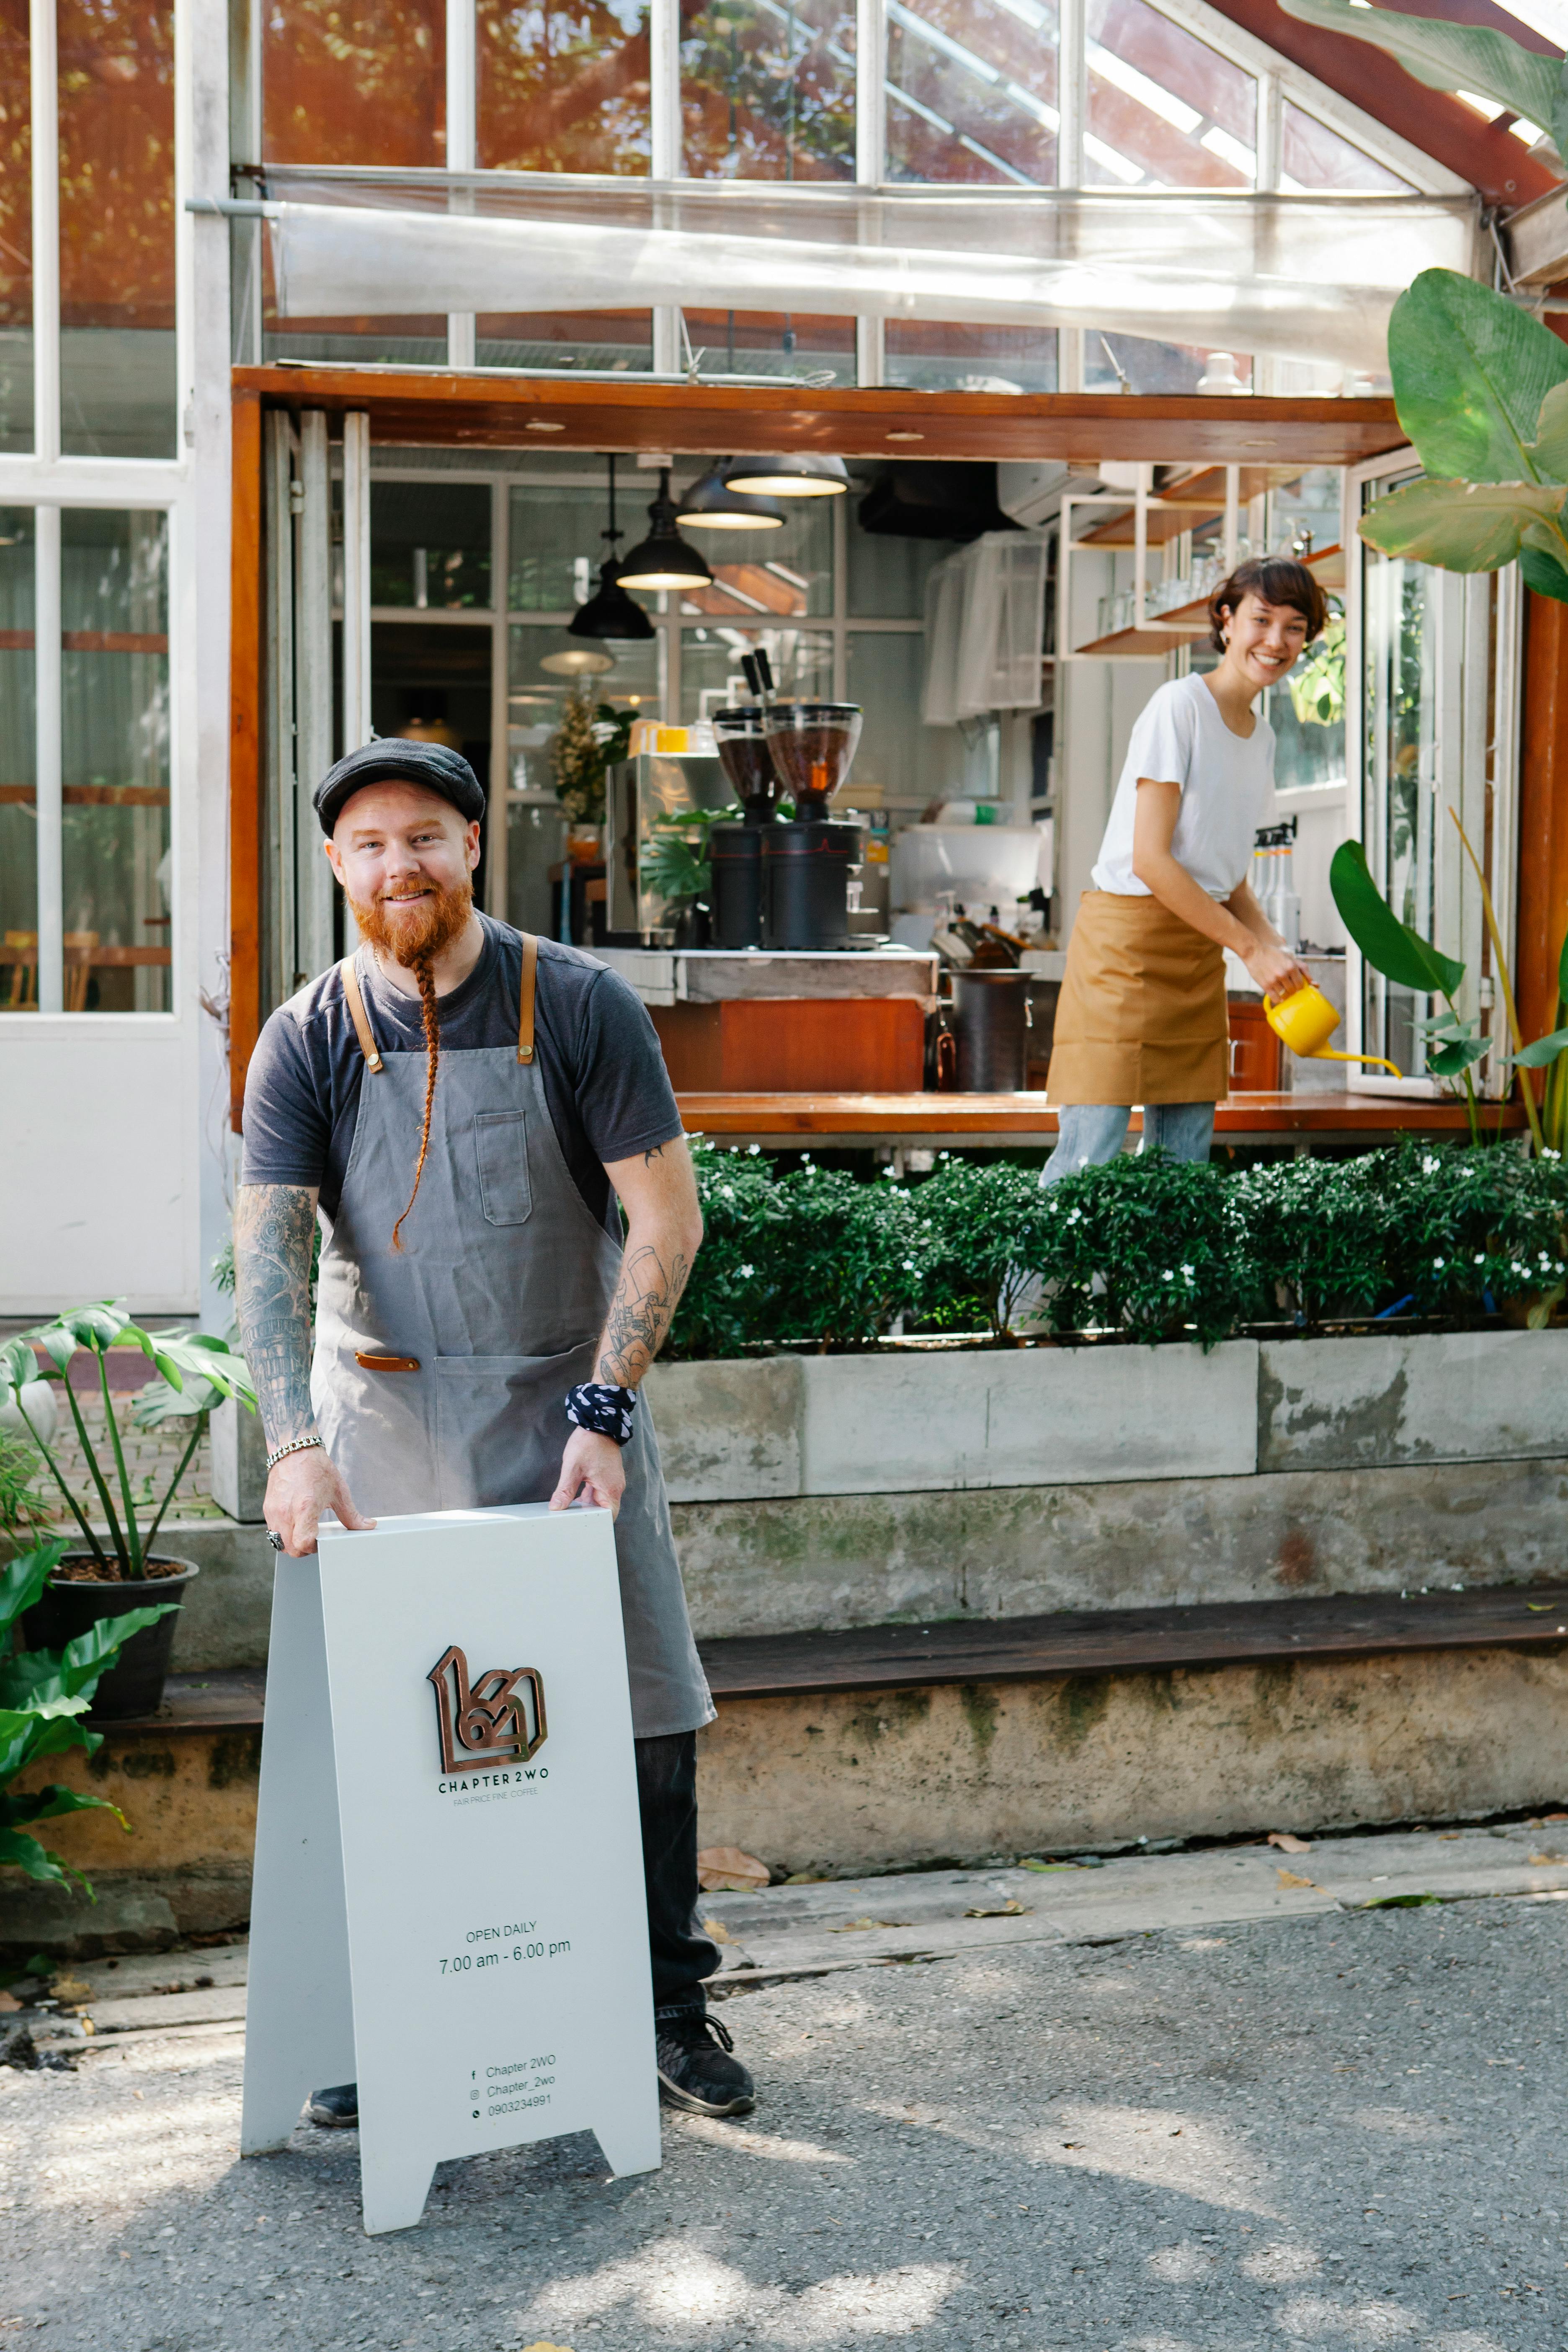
[428,1645,547,1774]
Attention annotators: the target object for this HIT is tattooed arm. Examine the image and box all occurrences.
[234,1183,374,1556]
[549,1137,703,1517]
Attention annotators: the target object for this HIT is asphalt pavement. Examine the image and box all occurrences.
[3,1825,1565,2349]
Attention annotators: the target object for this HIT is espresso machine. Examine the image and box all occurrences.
[708,652,865,950]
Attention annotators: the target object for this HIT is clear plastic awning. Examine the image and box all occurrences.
[256,168,1479,376]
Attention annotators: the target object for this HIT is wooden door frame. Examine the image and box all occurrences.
[228,368,1411,1127]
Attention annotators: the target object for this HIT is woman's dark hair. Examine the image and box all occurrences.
[1208,555,1328,652]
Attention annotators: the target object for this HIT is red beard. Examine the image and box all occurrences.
[350,877,474,969]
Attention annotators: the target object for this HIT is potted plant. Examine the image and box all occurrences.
[0,1306,256,1720]
[0,1537,180,1898]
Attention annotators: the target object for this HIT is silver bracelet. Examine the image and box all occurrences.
[266,1434,324,1473]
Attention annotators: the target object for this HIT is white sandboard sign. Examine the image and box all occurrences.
[240,1503,662,2233]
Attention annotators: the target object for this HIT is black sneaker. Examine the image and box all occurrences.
[307,2082,359,2128]
[655,2007,755,2117]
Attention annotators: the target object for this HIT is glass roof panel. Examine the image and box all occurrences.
[1280,100,1412,193]
[1085,0,1256,188]
[681,0,856,181]
[886,0,1060,186]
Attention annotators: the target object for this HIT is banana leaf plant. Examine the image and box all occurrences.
[1330,825,1568,1154]
[0,1538,178,1890]
[0,1306,256,1581]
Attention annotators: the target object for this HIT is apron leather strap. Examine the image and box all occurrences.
[517,932,537,1066]
[340,954,384,1074]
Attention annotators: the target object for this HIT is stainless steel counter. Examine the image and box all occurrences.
[597,946,940,1009]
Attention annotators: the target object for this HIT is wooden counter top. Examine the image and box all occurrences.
[678,1091,1523,1146]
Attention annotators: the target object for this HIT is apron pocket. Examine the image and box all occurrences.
[474,1110,533,1226]
[435,1344,597,1510]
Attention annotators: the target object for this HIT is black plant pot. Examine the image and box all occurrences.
[22,1557,198,1721]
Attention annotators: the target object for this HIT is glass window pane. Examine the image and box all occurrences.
[263,0,445,164]
[479,0,650,173]
[680,625,832,721]
[885,320,1056,394]
[0,509,36,1001]
[371,482,493,610]
[886,0,1059,186]
[847,631,967,807]
[676,485,834,620]
[477,311,653,369]
[1086,330,1249,393]
[0,0,32,454]
[681,0,854,181]
[847,494,956,619]
[681,307,855,385]
[58,0,176,458]
[1281,101,1411,193]
[1362,483,1436,1078]
[509,478,658,618]
[60,512,171,1013]
[506,616,658,941]
[1085,0,1255,188]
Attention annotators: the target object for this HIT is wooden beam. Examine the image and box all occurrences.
[1515,590,1568,1049]
[229,390,263,1135]
[234,367,1407,467]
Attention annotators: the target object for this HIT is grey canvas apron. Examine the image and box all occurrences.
[309,934,713,1741]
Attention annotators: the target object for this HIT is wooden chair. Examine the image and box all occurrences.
[4,931,36,1008]
[63,932,98,1012]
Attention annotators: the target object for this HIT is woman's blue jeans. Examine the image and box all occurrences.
[1041,1101,1216,1186]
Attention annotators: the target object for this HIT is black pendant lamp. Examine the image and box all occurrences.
[618,467,714,591]
[679,461,787,533]
[567,455,655,643]
[723,451,849,498]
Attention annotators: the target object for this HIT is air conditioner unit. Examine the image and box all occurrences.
[996,460,1105,529]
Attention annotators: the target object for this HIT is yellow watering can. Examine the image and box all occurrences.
[1264,982,1403,1078]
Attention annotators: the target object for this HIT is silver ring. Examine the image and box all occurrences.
[266,1530,284,1552]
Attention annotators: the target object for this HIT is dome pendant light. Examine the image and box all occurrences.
[679,461,787,533]
[567,455,655,643]
[723,451,849,499]
[617,468,714,592]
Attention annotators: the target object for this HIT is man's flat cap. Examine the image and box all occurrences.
[314,738,486,835]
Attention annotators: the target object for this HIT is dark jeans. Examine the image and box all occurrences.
[636,1729,720,2014]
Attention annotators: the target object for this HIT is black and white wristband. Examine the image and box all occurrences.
[565,1382,637,1445]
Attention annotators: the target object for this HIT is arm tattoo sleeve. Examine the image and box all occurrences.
[234,1185,319,1450]
[595,1242,692,1390]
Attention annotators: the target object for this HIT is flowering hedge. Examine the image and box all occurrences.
[667,1140,1568,1357]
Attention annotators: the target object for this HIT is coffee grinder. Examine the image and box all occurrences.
[745,654,864,950]
[707,703,776,949]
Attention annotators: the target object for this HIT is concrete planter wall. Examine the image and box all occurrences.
[649,1327,1568,1501]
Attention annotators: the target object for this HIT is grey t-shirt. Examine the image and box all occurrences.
[241,917,682,1233]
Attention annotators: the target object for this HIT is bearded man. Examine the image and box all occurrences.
[233,739,753,2128]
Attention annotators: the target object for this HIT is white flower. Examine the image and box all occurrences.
[748,1143,761,1156]
[1474,1253,1485,1265]
[1433,1257,1445,1269]
[738,1264,755,1279]
[1067,1208,1081,1224]
[1162,1269,1175,1282]
[1422,1155,1441,1175]
[902,1259,918,1271]
[721,1186,735,1199]
[1181,1263,1195,1279]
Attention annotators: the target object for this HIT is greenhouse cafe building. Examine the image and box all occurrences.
[3,0,1568,1325]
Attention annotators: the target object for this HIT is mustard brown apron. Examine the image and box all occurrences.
[309,934,713,1741]
[1046,890,1229,1106]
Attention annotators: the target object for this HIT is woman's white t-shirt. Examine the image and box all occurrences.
[1091,671,1274,900]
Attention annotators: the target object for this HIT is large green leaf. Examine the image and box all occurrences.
[0,1826,75,1886]
[1508,1024,1568,1068]
[1387,273,1568,485]
[1529,381,1568,481]
[0,1541,66,1643]
[0,1784,124,1831]
[1275,0,1560,127]
[1358,477,1567,571]
[0,1337,38,1396]
[1330,840,1466,996]
[1521,546,1568,603]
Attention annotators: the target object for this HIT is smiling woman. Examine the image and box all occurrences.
[1043,556,1328,1181]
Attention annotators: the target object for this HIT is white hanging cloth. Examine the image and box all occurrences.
[923,535,1050,725]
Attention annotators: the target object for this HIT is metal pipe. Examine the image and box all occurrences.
[34,503,62,1013]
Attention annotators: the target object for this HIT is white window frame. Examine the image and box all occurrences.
[1344,446,1522,1101]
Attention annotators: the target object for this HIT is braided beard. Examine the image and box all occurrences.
[348,879,474,1250]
